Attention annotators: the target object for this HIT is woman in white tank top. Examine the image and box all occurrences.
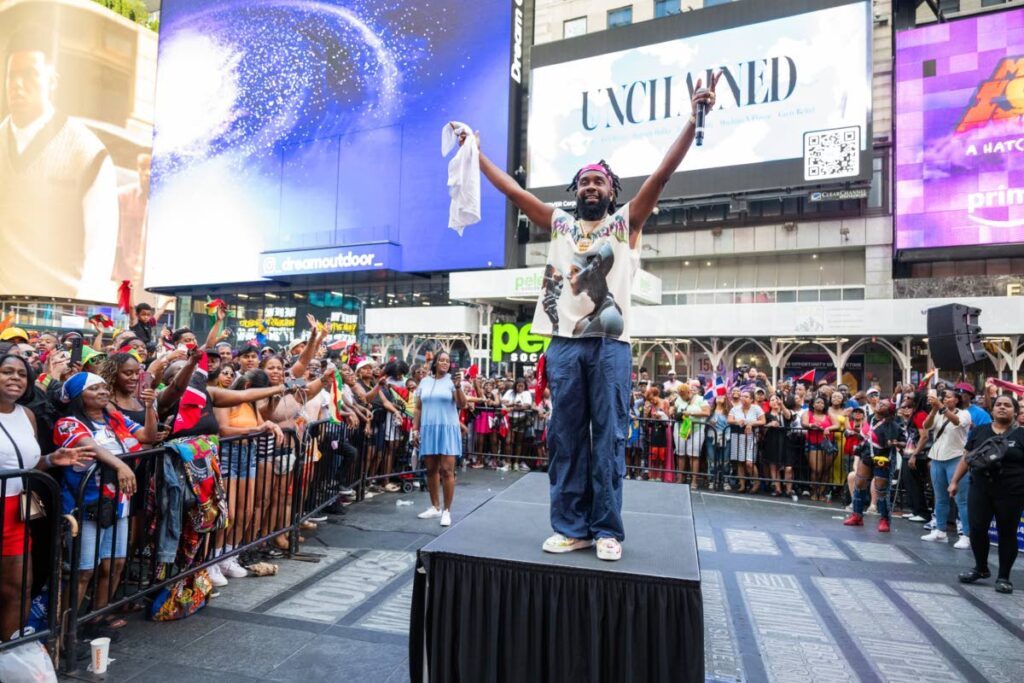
[0,354,88,639]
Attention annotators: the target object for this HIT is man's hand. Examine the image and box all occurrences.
[456,125,479,150]
[690,72,723,118]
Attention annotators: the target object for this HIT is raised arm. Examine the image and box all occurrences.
[629,73,721,239]
[289,315,323,379]
[460,127,554,229]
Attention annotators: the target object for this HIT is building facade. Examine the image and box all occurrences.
[449,0,1024,390]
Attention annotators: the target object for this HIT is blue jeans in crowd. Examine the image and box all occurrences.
[545,336,631,542]
[931,457,970,536]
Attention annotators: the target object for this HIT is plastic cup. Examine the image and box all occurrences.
[90,636,111,674]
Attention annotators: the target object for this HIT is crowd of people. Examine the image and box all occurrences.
[2,310,1023,656]
[629,365,1024,593]
[0,308,481,651]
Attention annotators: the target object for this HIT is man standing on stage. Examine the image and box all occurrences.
[462,74,721,561]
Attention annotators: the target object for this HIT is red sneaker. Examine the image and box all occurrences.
[878,518,891,533]
[843,513,863,526]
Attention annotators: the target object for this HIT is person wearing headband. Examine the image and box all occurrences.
[461,74,723,562]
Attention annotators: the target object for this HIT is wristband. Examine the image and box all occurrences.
[42,453,53,468]
[688,115,696,125]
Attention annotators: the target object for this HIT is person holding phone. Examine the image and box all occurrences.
[412,352,466,527]
[922,388,973,547]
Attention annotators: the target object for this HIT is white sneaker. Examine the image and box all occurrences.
[364,490,378,499]
[901,512,913,519]
[542,534,594,554]
[844,504,854,513]
[440,510,451,527]
[518,463,531,473]
[497,464,510,472]
[220,556,248,579]
[596,538,623,561]
[921,530,948,542]
[418,506,442,519]
[923,518,936,531]
[207,563,228,587]
[866,505,879,516]
[954,534,971,550]
[907,514,927,523]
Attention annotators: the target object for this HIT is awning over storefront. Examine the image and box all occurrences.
[449,267,662,306]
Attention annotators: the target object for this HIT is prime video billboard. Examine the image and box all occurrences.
[526,0,872,203]
[145,0,519,289]
[895,7,1024,251]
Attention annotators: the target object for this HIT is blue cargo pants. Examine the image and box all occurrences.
[545,336,631,542]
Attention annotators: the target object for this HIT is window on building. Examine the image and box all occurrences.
[563,16,587,39]
[655,0,681,18]
[938,0,960,13]
[607,6,632,29]
[981,0,1006,6]
[704,0,733,6]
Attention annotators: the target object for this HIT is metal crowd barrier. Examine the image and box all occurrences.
[62,430,304,672]
[462,407,550,470]
[0,469,64,657]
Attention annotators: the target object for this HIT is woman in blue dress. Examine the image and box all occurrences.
[412,352,467,527]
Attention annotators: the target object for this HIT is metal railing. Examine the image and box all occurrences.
[0,470,66,657]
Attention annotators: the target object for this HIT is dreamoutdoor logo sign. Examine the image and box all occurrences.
[260,244,397,276]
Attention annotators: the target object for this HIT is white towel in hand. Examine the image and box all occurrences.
[442,121,480,236]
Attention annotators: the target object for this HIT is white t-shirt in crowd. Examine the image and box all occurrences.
[930,409,972,462]
[728,404,764,426]
[503,390,533,408]
[664,379,684,393]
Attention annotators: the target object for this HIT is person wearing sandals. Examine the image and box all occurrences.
[412,352,466,528]
[951,394,1024,594]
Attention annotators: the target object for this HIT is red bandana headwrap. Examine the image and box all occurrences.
[578,163,610,181]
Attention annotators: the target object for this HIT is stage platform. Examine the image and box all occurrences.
[409,473,703,683]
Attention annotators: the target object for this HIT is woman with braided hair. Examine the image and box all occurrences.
[462,73,722,561]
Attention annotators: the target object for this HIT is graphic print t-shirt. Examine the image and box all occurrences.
[531,202,638,343]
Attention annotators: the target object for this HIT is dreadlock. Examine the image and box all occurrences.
[566,160,622,218]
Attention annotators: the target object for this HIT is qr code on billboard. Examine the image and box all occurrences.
[803,126,860,181]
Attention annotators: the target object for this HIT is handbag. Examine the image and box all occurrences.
[0,420,46,522]
[965,433,1012,473]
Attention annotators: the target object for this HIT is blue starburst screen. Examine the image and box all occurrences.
[145,0,515,288]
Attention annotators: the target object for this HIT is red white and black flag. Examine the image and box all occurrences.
[174,351,209,433]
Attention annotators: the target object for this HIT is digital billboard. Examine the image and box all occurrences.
[0,0,157,303]
[145,0,517,289]
[895,7,1024,251]
[526,0,872,203]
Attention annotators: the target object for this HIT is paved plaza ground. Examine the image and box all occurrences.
[61,469,1024,682]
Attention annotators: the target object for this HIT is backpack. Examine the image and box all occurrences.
[965,434,1012,474]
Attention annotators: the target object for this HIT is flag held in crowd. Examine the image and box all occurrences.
[327,369,345,423]
[117,280,133,315]
[205,298,227,320]
[174,352,209,434]
[88,313,114,328]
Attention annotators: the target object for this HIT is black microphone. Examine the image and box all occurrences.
[695,99,707,147]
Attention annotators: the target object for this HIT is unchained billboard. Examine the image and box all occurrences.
[895,7,1024,251]
[526,0,873,203]
[145,0,518,289]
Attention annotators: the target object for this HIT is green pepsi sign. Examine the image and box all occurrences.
[491,323,551,363]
